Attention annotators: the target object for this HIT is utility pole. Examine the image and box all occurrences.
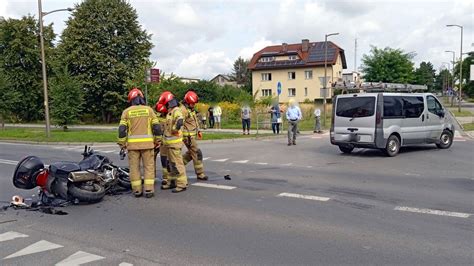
[446,24,463,112]
[354,38,357,72]
[323,32,339,128]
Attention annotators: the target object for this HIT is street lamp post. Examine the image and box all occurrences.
[323,32,339,128]
[38,0,73,137]
[446,24,463,112]
[445,50,455,104]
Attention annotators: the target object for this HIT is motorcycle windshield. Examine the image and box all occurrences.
[79,155,101,170]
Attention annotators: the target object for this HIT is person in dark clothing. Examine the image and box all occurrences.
[270,104,281,134]
[208,106,215,128]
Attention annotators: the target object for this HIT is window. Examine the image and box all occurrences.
[288,72,296,80]
[383,96,403,118]
[427,96,442,114]
[402,96,424,118]
[336,97,375,118]
[261,73,272,81]
[304,87,308,96]
[288,88,296,97]
[288,55,297,60]
[262,89,272,97]
[305,70,313,80]
[260,57,274,62]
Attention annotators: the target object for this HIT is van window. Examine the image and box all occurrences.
[383,96,403,117]
[427,95,442,114]
[336,97,375,118]
[402,96,424,118]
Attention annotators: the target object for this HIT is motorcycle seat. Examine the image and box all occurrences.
[49,162,82,180]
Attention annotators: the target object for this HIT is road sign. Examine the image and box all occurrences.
[277,82,282,95]
[150,68,160,83]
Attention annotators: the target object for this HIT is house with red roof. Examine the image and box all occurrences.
[248,39,347,102]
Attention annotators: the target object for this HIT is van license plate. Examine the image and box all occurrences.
[349,134,360,142]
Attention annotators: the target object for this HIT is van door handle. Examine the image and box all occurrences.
[422,114,425,122]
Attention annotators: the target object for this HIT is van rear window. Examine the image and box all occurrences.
[336,97,375,118]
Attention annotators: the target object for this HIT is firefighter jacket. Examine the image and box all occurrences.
[180,104,199,137]
[163,106,184,148]
[118,105,160,150]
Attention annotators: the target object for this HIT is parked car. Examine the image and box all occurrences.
[330,93,454,156]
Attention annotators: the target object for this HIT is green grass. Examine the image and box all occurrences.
[0,128,273,143]
[462,123,474,131]
[448,109,473,117]
[220,117,332,131]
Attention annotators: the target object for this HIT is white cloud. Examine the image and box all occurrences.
[174,50,233,79]
[238,38,278,60]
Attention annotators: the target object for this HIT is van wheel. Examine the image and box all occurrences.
[339,145,354,154]
[385,135,400,157]
[436,130,453,149]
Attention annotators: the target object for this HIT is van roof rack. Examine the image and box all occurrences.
[332,82,428,93]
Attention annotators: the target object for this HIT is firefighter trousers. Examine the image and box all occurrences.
[156,145,169,185]
[183,137,205,178]
[166,146,188,189]
[128,149,155,193]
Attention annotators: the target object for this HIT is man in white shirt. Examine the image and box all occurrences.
[285,99,302,146]
[313,108,321,133]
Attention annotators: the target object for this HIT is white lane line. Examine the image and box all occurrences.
[55,251,105,266]
[100,150,116,154]
[192,183,236,190]
[232,160,249,164]
[212,158,229,162]
[203,157,210,161]
[0,231,29,242]
[453,139,466,142]
[394,206,471,218]
[119,263,134,266]
[311,136,322,139]
[282,163,293,166]
[255,162,268,165]
[4,240,63,259]
[278,192,330,202]
[0,159,18,165]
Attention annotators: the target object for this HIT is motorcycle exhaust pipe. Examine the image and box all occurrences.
[68,171,98,183]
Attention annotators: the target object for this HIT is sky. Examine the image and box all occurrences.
[1,0,473,79]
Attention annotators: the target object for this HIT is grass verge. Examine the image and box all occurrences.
[462,123,474,131]
[0,128,273,143]
[448,109,473,117]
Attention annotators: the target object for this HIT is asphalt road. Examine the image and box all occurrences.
[0,133,473,265]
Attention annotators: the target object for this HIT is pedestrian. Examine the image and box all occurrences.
[241,104,251,135]
[214,104,222,130]
[181,90,208,181]
[118,87,161,198]
[200,110,207,129]
[270,104,281,134]
[160,92,188,193]
[313,107,321,133]
[208,106,215,128]
[285,99,302,146]
[154,101,170,189]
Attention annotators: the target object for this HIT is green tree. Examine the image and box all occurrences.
[231,56,252,93]
[0,71,21,128]
[58,0,153,123]
[50,68,83,131]
[453,54,473,97]
[414,61,436,91]
[434,68,452,92]
[0,15,55,121]
[361,46,415,83]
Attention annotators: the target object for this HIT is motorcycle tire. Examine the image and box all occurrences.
[68,182,105,203]
[117,168,131,189]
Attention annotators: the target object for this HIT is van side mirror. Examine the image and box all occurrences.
[437,109,445,118]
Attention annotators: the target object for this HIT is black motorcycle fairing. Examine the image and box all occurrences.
[49,162,81,180]
[79,154,109,170]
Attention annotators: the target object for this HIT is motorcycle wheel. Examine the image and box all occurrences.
[117,168,131,189]
[68,182,105,203]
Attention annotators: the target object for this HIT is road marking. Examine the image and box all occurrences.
[212,158,229,162]
[119,263,134,266]
[311,136,322,139]
[203,157,210,161]
[232,160,249,164]
[4,240,63,259]
[55,251,105,266]
[0,159,18,165]
[100,150,116,154]
[282,163,293,166]
[192,183,236,190]
[394,206,471,218]
[453,139,466,142]
[278,192,330,202]
[0,231,29,242]
[255,162,268,165]
[306,166,313,168]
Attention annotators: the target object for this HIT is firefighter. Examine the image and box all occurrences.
[155,99,170,189]
[181,90,208,180]
[161,92,188,193]
[118,88,161,198]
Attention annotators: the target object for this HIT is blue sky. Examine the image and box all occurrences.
[1,0,473,79]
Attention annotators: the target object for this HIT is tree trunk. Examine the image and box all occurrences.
[0,114,4,130]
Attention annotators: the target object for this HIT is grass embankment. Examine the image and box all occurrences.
[0,128,272,143]
[462,123,474,131]
[448,109,473,117]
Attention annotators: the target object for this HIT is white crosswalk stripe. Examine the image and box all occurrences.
[0,231,28,242]
[212,158,229,162]
[232,160,249,164]
[119,263,134,266]
[3,240,63,259]
[55,251,105,266]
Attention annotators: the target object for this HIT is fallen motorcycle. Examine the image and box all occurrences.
[13,145,130,204]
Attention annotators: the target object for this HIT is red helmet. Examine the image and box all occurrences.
[128,88,144,102]
[184,91,198,106]
[158,91,173,105]
[155,102,167,114]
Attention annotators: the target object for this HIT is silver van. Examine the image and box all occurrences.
[330,93,454,156]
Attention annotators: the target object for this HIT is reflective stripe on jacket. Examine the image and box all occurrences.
[118,105,159,150]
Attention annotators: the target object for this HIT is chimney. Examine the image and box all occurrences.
[302,39,309,52]
[282,43,288,53]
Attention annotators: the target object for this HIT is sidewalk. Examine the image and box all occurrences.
[447,112,474,139]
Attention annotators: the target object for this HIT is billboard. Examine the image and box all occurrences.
[470,64,474,81]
